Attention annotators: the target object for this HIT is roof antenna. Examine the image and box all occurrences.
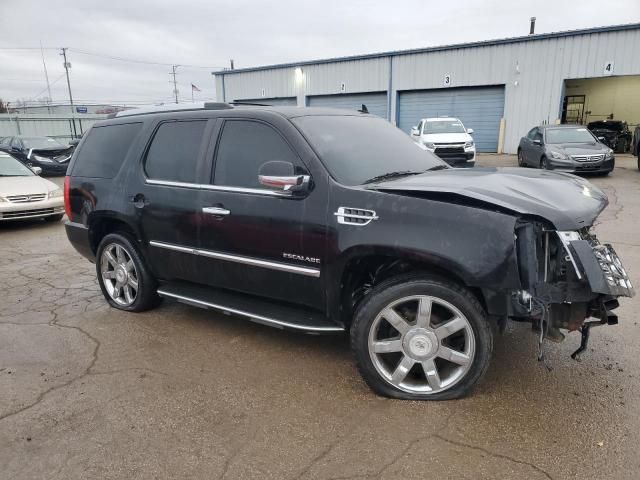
[358,104,369,114]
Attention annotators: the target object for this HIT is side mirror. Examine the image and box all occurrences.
[466,128,474,134]
[69,139,81,147]
[31,166,42,175]
[533,138,542,146]
[597,136,605,141]
[258,160,310,194]
[410,127,419,136]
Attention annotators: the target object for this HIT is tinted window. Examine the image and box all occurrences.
[145,120,207,183]
[72,122,142,178]
[213,120,301,189]
[527,128,538,140]
[292,115,443,186]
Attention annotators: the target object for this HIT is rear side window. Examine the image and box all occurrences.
[212,120,301,189]
[145,120,207,183]
[72,122,142,178]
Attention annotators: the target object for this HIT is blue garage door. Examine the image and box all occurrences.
[234,97,297,106]
[307,92,388,118]
[398,86,505,152]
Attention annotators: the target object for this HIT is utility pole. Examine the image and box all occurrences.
[170,65,180,104]
[60,47,77,137]
[40,40,52,110]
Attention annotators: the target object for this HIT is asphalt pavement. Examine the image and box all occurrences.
[1,154,639,479]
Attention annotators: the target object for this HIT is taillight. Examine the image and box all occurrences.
[63,176,72,220]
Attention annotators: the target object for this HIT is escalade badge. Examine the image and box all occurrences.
[283,253,320,264]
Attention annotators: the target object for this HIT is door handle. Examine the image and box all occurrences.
[202,206,231,216]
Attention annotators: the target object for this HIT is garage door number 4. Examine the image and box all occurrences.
[603,61,614,76]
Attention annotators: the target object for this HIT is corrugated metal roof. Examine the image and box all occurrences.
[215,23,640,76]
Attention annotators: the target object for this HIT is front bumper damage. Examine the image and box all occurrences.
[513,224,634,360]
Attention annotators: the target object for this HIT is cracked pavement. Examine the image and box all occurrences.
[1,154,640,479]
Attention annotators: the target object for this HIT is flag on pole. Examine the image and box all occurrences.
[191,84,201,92]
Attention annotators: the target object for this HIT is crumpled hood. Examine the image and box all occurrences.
[372,167,608,230]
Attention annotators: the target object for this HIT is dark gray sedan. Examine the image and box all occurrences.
[517,125,615,175]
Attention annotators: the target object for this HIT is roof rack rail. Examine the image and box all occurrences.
[114,102,233,118]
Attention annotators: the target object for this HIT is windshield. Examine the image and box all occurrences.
[21,137,66,149]
[546,128,596,144]
[423,120,466,134]
[0,154,35,176]
[293,115,445,186]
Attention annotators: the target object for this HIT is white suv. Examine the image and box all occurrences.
[410,117,476,168]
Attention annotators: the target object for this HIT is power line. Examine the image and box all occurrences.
[68,48,226,69]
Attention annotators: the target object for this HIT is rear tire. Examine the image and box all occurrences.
[96,233,161,312]
[517,149,525,167]
[350,274,493,400]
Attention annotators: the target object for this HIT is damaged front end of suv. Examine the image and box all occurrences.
[514,221,634,359]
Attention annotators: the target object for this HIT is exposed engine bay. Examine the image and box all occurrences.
[513,221,634,361]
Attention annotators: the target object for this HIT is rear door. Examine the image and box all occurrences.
[134,118,214,282]
[196,116,328,310]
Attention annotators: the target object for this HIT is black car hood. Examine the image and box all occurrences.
[371,167,608,230]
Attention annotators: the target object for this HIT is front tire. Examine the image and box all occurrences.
[350,275,493,400]
[517,149,525,167]
[540,156,550,170]
[96,233,160,312]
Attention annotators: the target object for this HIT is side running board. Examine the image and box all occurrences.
[157,281,344,334]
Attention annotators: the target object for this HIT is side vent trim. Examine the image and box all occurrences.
[334,207,379,226]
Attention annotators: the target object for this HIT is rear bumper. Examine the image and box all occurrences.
[65,220,95,262]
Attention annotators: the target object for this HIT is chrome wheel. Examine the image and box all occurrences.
[368,295,475,395]
[100,243,139,306]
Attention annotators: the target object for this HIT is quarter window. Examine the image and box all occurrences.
[527,128,538,140]
[212,120,302,189]
[72,122,142,178]
[145,120,207,183]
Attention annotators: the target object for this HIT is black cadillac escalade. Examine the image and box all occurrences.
[64,103,634,400]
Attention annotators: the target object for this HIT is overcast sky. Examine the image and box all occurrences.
[1,0,639,107]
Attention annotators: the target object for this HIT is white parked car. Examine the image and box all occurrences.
[0,152,64,222]
[410,117,476,168]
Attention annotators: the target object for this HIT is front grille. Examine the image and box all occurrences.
[1,207,56,219]
[571,154,604,162]
[435,146,465,154]
[5,193,47,203]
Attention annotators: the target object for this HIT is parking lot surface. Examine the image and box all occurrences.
[1,154,640,479]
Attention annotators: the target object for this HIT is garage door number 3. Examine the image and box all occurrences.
[443,74,452,87]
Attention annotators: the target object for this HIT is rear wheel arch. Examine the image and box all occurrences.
[88,214,141,255]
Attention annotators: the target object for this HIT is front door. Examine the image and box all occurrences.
[196,118,327,310]
[133,118,214,281]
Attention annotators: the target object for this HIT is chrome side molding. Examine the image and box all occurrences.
[149,240,321,278]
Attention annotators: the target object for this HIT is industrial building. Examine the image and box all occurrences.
[214,23,640,154]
